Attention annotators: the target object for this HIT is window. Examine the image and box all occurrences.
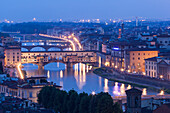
[165,41,167,43]
[29,92,33,98]
[133,57,135,60]
[138,53,140,55]
[138,57,140,60]
[133,53,135,55]
[160,41,162,43]
[143,53,145,55]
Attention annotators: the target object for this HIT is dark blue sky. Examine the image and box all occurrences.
[0,0,170,22]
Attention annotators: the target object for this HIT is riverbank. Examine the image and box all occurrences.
[93,68,170,94]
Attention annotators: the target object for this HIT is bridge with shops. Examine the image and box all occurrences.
[21,40,72,51]
[21,51,100,68]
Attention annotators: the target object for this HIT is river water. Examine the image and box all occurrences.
[22,62,159,97]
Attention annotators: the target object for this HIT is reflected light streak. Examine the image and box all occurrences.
[60,81,63,89]
[120,84,125,95]
[104,79,109,92]
[60,70,63,78]
[113,82,120,95]
[99,76,102,87]
[74,63,86,90]
[47,70,50,78]
[86,65,89,73]
[57,62,59,67]
[83,64,86,82]
[17,64,24,79]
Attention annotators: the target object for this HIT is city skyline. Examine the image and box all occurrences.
[1,0,170,22]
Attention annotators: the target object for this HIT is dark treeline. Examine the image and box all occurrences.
[38,86,123,113]
[1,22,102,34]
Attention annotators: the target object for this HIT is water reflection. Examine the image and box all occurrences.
[74,63,86,90]
[22,62,158,97]
[104,79,109,92]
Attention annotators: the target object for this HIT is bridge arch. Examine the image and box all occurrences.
[48,47,61,51]
[21,47,29,51]
[63,47,72,51]
[30,47,46,51]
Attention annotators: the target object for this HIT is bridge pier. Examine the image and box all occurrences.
[66,62,74,68]
[38,64,44,70]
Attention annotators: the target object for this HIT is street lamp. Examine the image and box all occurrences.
[160,75,163,79]
[92,91,95,95]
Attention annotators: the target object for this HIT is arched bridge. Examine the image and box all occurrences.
[21,40,72,51]
[21,51,99,68]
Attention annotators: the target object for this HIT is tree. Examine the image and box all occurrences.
[79,95,91,113]
[53,89,68,113]
[113,102,123,113]
[38,86,56,108]
[67,90,78,113]
[96,92,114,113]
[74,92,88,113]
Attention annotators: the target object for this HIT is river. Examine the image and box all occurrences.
[22,62,159,97]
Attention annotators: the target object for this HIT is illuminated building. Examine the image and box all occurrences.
[145,57,170,80]
[110,41,146,70]
[4,45,21,67]
[126,48,159,74]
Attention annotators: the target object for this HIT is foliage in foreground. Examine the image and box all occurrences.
[38,86,123,113]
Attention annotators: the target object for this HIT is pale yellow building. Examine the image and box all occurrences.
[4,46,21,67]
[126,49,159,74]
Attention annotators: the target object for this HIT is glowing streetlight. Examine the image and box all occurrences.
[121,68,124,72]
[159,90,164,95]
[115,65,117,68]
[92,91,95,95]
[160,75,163,79]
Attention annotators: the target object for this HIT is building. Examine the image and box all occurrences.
[109,41,146,70]
[138,33,156,41]
[157,35,170,50]
[4,45,21,67]
[145,57,170,80]
[125,48,159,74]
[0,77,61,103]
[145,57,158,78]
[125,88,142,113]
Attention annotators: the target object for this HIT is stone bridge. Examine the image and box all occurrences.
[21,51,99,68]
[21,45,72,51]
[21,40,72,51]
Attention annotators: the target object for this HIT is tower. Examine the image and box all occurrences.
[136,17,138,27]
[121,23,124,35]
[118,29,121,39]
[126,87,142,113]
